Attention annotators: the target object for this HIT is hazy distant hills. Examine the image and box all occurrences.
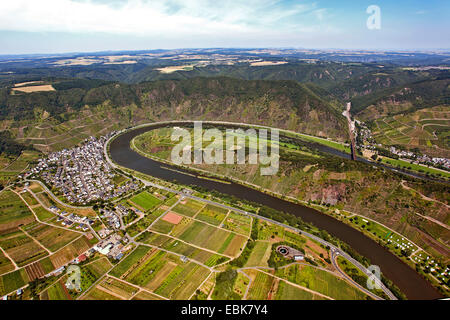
[0,49,448,156]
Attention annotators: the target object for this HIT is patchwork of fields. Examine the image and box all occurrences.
[371,106,449,155]
[0,186,98,296]
[108,246,210,300]
[0,182,377,300]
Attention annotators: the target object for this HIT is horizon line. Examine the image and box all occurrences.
[1,47,450,57]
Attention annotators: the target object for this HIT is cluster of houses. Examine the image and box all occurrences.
[100,209,122,229]
[28,135,139,205]
[355,120,450,171]
[389,146,450,170]
[49,206,93,231]
[93,234,130,261]
[98,228,113,239]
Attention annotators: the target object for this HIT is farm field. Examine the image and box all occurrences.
[246,270,275,300]
[109,245,152,278]
[84,257,112,279]
[82,286,122,300]
[222,212,252,236]
[0,250,15,275]
[156,65,196,74]
[126,215,157,237]
[20,191,39,206]
[129,191,162,211]
[195,204,229,226]
[150,212,188,234]
[96,277,139,299]
[25,260,47,281]
[370,106,450,157]
[150,217,179,234]
[0,151,40,173]
[275,279,327,300]
[172,199,205,217]
[0,190,34,232]
[245,241,271,267]
[49,236,91,269]
[132,290,165,300]
[137,231,229,267]
[275,264,369,300]
[32,206,55,222]
[39,257,56,274]
[177,220,246,255]
[0,230,48,267]
[26,223,79,252]
[110,247,211,300]
[0,268,29,296]
[41,279,72,300]
[12,84,56,93]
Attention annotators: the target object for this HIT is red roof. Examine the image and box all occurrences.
[77,254,87,262]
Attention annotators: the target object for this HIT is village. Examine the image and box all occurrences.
[355,120,450,170]
[27,135,139,205]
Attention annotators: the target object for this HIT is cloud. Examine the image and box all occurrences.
[0,0,326,37]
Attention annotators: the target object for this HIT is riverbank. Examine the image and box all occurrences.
[106,121,444,300]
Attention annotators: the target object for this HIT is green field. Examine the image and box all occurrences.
[247,271,273,300]
[222,212,252,236]
[0,250,15,275]
[380,156,450,179]
[129,191,162,211]
[39,257,56,274]
[27,223,79,252]
[109,246,152,278]
[150,218,176,234]
[98,277,138,299]
[275,264,368,300]
[0,269,29,295]
[371,107,449,156]
[0,190,33,228]
[196,204,229,226]
[126,214,158,237]
[32,206,55,222]
[275,280,326,300]
[82,287,122,300]
[245,241,271,267]
[172,199,204,217]
[84,257,112,279]
[45,280,71,300]
[178,220,232,253]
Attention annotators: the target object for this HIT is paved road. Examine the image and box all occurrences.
[104,131,397,300]
[330,249,383,300]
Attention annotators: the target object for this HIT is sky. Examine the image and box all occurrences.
[0,0,449,54]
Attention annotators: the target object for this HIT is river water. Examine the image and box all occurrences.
[109,123,443,300]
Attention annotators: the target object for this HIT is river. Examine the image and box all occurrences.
[109,122,443,300]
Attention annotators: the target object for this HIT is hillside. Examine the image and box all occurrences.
[0,77,347,153]
[133,127,450,264]
[353,76,450,119]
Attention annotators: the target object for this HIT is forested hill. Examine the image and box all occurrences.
[0,77,348,142]
[352,76,450,120]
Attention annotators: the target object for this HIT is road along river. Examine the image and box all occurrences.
[108,121,443,300]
